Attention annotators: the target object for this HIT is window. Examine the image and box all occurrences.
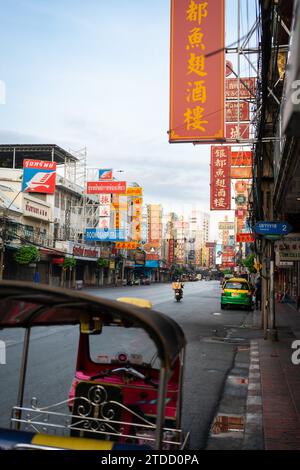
[225,282,249,290]
[24,225,34,240]
[54,192,60,208]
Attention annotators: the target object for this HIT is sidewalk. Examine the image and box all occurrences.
[250,302,300,450]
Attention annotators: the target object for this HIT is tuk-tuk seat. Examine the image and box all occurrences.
[0,428,151,450]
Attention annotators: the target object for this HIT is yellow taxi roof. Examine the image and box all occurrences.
[117,297,153,309]
[225,277,249,283]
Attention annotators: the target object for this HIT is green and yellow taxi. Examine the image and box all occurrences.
[221,277,253,310]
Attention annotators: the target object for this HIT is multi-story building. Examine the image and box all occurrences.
[0,144,103,286]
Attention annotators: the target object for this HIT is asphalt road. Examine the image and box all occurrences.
[0,280,250,449]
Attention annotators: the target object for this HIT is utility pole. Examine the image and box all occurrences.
[0,190,22,280]
[268,241,278,340]
[0,218,5,281]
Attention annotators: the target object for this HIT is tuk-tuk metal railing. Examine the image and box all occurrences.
[11,396,186,449]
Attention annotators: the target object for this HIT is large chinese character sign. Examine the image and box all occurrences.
[169,0,225,142]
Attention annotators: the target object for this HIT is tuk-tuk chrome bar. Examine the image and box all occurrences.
[155,367,168,450]
[176,347,186,431]
[13,327,31,431]
[11,403,184,437]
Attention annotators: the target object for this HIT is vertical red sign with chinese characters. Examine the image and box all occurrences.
[168,239,175,265]
[210,146,231,210]
[169,0,225,142]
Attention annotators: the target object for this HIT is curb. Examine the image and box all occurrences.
[243,340,264,449]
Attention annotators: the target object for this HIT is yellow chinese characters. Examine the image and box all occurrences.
[186,1,208,24]
[185,1,209,134]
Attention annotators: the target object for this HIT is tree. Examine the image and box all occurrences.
[242,253,256,273]
[14,245,39,265]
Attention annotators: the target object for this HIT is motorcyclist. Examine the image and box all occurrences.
[172,278,184,297]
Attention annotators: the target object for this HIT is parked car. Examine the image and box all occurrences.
[220,273,233,287]
[221,277,253,310]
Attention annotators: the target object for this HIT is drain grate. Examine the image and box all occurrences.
[211,414,245,434]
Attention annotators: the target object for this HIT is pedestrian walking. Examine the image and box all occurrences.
[255,276,261,310]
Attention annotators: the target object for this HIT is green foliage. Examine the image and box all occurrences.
[63,257,77,269]
[97,258,109,268]
[14,245,39,265]
[242,253,256,273]
[222,269,232,275]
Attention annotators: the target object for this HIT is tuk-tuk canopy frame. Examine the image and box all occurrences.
[0,281,186,369]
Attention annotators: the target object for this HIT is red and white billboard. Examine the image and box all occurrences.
[231,150,252,166]
[225,101,249,122]
[225,78,256,99]
[231,167,252,179]
[169,0,225,142]
[87,181,126,194]
[226,123,250,140]
[22,159,56,194]
[210,146,231,210]
[236,233,255,243]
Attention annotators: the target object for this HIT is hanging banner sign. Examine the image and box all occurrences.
[115,242,139,250]
[225,78,256,99]
[98,217,110,229]
[236,233,255,243]
[125,187,143,197]
[99,205,111,217]
[99,194,111,205]
[87,181,126,194]
[225,101,250,122]
[169,0,225,142]
[210,146,231,210]
[231,150,253,166]
[231,167,252,179]
[226,123,250,140]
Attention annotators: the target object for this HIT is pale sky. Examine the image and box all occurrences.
[0,0,257,239]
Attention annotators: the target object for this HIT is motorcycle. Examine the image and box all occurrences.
[175,288,183,302]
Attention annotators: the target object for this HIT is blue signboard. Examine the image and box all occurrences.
[85,228,125,242]
[254,221,292,236]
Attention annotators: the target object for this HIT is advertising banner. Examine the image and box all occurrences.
[99,205,111,217]
[87,181,126,194]
[225,101,250,122]
[231,150,252,166]
[168,239,175,265]
[219,221,235,231]
[231,167,252,179]
[236,233,255,243]
[226,123,249,140]
[99,194,111,205]
[85,228,125,242]
[22,159,56,194]
[132,197,142,241]
[115,242,139,250]
[23,195,51,221]
[98,217,110,229]
[126,187,143,197]
[99,169,113,180]
[210,146,231,210]
[215,244,223,265]
[169,0,225,142]
[225,78,256,99]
